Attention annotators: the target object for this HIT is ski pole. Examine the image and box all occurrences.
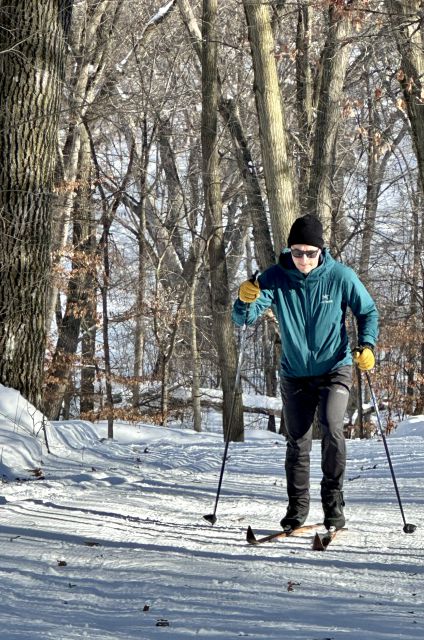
[365,371,417,534]
[204,272,258,525]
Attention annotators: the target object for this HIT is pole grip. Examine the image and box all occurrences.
[249,270,259,284]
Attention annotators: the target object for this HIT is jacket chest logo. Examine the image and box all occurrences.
[320,293,333,304]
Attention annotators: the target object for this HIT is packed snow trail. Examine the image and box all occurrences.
[0,390,422,639]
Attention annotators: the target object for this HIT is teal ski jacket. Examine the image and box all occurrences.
[232,249,379,378]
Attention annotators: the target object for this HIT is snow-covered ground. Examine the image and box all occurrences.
[0,385,422,639]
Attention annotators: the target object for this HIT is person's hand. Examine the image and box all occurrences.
[238,279,260,303]
[353,345,375,371]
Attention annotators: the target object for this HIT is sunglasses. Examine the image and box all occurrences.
[291,248,320,259]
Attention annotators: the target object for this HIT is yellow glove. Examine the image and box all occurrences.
[353,346,375,371]
[238,279,260,303]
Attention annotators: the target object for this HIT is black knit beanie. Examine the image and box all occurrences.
[287,214,324,249]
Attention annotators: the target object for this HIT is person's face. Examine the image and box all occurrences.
[290,244,321,274]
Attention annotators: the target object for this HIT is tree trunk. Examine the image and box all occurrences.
[0,0,72,407]
[158,118,186,264]
[100,208,114,438]
[386,0,424,413]
[295,0,313,212]
[178,0,275,270]
[43,126,95,419]
[306,5,352,237]
[131,119,151,408]
[218,98,275,270]
[133,231,146,408]
[190,282,202,433]
[78,133,97,416]
[202,0,244,442]
[410,189,424,414]
[243,0,298,251]
[386,0,424,198]
[160,354,170,427]
[263,315,279,433]
[80,315,97,415]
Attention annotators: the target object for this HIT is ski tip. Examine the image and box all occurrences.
[312,532,325,551]
[246,526,258,544]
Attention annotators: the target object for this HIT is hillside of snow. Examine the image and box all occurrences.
[0,385,422,639]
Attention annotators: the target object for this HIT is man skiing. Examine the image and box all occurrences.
[232,214,378,531]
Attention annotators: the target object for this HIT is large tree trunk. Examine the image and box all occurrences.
[79,130,97,417]
[386,0,424,198]
[80,310,97,415]
[295,0,314,212]
[190,281,202,433]
[0,0,72,407]
[202,0,244,442]
[385,2,424,417]
[131,120,151,409]
[306,4,353,237]
[243,0,298,252]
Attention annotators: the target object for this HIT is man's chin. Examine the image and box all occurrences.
[297,266,313,274]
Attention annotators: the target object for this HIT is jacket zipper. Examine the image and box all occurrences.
[305,278,313,375]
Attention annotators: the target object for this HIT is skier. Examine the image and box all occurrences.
[232,214,378,531]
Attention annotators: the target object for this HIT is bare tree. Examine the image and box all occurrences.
[201,0,244,441]
[47,0,123,330]
[243,0,298,251]
[305,3,354,237]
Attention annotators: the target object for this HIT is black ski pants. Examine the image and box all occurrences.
[280,365,352,506]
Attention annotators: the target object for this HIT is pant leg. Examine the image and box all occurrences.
[317,365,352,494]
[281,376,318,504]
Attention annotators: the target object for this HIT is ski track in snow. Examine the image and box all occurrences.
[0,414,423,639]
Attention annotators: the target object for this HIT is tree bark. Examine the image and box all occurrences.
[190,281,202,432]
[158,118,187,264]
[0,0,72,407]
[243,0,298,252]
[131,119,151,409]
[306,4,353,237]
[202,0,244,442]
[295,0,314,212]
[386,0,424,200]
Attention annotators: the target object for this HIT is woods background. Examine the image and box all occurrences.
[0,0,423,441]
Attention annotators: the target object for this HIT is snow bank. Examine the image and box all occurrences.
[391,415,424,438]
[0,385,49,478]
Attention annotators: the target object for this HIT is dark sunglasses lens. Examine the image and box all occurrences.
[291,249,319,258]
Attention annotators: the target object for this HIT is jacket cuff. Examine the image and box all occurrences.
[359,342,374,352]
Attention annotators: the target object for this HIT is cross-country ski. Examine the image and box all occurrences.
[246,522,323,545]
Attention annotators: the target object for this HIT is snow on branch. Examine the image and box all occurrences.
[145,0,177,29]
[117,0,177,72]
